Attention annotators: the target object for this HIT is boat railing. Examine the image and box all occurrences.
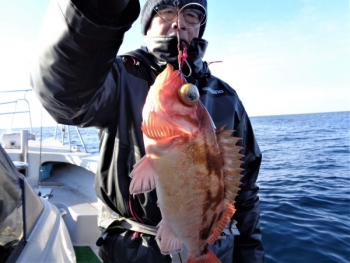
[0,89,88,153]
[54,124,88,153]
[0,89,33,133]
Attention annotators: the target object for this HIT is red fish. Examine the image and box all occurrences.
[130,64,243,263]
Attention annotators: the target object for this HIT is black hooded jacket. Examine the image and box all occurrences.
[31,0,264,262]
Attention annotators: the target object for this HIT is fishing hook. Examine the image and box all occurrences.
[177,31,192,78]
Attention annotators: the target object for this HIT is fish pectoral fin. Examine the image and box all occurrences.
[207,204,235,245]
[156,220,183,255]
[129,156,157,194]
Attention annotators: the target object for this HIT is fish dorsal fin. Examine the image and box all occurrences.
[129,156,157,194]
[216,127,244,203]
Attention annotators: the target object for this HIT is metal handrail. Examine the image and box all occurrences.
[1,89,88,153]
[0,89,33,133]
[54,124,88,153]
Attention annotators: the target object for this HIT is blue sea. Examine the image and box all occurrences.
[1,111,349,262]
[251,111,350,263]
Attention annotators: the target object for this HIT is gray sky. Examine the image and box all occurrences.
[0,0,349,128]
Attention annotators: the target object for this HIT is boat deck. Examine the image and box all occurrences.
[39,162,101,260]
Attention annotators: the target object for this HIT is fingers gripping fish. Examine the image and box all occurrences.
[129,64,243,263]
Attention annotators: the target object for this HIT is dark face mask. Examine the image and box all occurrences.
[143,36,209,78]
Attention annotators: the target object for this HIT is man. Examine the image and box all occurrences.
[31,0,264,262]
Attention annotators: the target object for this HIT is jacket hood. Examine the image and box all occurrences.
[142,36,211,80]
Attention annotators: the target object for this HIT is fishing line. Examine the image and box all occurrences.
[176,30,191,78]
[38,104,43,196]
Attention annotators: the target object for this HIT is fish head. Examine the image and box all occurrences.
[142,64,206,140]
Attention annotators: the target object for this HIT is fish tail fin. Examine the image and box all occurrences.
[187,249,220,263]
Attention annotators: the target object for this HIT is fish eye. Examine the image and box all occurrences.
[178,84,200,106]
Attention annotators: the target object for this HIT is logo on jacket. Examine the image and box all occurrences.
[202,87,224,95]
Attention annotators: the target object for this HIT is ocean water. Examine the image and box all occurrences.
[250,111,350,263]
[1,111,349,262]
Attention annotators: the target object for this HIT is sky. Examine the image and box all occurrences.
[0,0,349,128]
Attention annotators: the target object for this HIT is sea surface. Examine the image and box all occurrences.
[250,111,350,263]
[1,111,349,263]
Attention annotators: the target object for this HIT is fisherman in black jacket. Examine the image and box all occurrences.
[31,0,265,262]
